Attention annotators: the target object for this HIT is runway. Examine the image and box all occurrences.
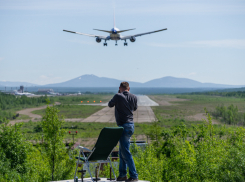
[80,95,157,123]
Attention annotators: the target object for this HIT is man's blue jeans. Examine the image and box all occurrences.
[118,123,138,179]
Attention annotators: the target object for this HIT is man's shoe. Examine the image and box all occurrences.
[116,176,128,181]
[126,177,138,181]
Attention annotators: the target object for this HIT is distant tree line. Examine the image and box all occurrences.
[189,91,245,98]
[0,92,53,122]
[211,104,245,125]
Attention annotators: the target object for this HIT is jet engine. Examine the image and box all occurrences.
[130,36,136,42]
[96,37,101,43]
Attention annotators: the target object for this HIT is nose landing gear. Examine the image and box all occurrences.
[115,41,118,46]
[104,43,107,46]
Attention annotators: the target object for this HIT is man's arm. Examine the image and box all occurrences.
[134,96,138,111]
[108,95,117,108]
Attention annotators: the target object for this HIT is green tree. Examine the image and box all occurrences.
[41,105,75,181]
[144,121,163,147]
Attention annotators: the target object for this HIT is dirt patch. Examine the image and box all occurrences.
[9,102,60,124]
[186,113,220,124]
[149,95,189,106]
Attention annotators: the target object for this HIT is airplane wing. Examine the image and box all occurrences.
[120,28,167,40]
[63,30,107,40]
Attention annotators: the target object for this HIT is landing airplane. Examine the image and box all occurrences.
[63,16,167,46]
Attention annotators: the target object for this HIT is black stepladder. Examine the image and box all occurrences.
[74,127,124,182]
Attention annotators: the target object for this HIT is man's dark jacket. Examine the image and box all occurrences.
[108,91,137,126]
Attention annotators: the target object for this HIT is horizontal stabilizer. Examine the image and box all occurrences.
[117,28,135,33]
[93,29,112,33]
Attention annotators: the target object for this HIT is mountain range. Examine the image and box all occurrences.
[1,75,244,88]
[44,74,244,88]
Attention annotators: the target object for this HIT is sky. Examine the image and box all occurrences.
[0,0,245,85]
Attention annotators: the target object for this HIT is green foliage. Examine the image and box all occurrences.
[130,114,245,182]
[0,119,50,182]
[0,119,28,174]
[144,121,163,147]
[0,105,76,182]
[41,105,75,181]
[212,104,244,125]
[0,92,53,120]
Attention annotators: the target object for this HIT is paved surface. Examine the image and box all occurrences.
[81,106,155,123]
[81,95,157,123]
[137,95,159,106]
[52,178,149,182]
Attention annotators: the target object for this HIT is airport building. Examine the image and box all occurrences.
[18,85,24,93]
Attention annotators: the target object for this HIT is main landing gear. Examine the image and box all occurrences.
[104,41,107,46]
[124,40,128,46]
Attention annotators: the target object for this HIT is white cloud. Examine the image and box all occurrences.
[148,39,245,49]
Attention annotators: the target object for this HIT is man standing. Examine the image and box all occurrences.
[108,82,138,181]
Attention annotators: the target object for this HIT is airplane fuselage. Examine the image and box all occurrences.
[110,27,121,40]
[110,33,121,40]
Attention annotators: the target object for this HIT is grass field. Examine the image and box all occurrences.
[149,94,245,127]
[32,105,105,118]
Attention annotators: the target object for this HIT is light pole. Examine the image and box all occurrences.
[69,130,77,144]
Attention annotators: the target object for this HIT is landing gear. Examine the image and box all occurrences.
[115,41,118,46]
[124,40,128,46]
[104,43,107,46]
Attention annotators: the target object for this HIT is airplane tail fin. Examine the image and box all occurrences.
[113,7,116,28]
